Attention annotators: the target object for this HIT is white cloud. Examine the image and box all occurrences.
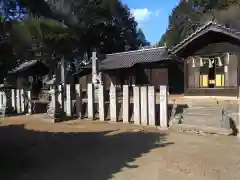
[131,8,161,22]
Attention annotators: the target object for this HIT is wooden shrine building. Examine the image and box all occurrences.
[74,47,184,94]
[170,21,240,97]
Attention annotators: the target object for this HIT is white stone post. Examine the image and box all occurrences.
[98,84,105,121]
[160,85,168,128]
[0,91,3,108]
[61,56,65,86]
[148,86,156,126]
[27,90,32,115]
[87,83,94,119]
[58,85,62,107]
[75,84,82,119]
[141,86,148,125]
[11,89,16,111]
[133,86,141,125]
[123,85,129,123]
[92,51,98,85]
[110,85,117,122]
[66,84,72,116]
[16,89,21,113]
[0,91,2,107]
[20,89,25,113]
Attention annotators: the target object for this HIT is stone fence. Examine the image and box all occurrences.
[0,84,169,129]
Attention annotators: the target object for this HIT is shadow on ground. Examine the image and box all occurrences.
[0,124,173,180]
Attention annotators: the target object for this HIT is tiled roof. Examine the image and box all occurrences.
[8,60,48,74]
[170,21,240,54]
[99,46,170,70]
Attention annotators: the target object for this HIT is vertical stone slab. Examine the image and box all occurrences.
[87,83,94,119]
[0,91,2,107]
[58,85,62,107]
[16,89,21,113]
[133,86,141,125]
[91,51,98,85]
[66,84,72,116]
[11,89,16,111]
[160,85,168,128]
[123,85,129,123]
[110,85,117,122]
[98,84,105,121]
[141,86,148,125]
[20,89,25,113]
[75,84,82,119]
[148,86,156,126]
[27,90,32,115]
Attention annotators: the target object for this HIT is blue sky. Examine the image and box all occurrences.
[121,0,179,44]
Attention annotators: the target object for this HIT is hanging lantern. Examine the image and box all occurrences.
[225,53,230,65]
[208,58,213,68]
[191,57,196,68]
[217,57,223,67]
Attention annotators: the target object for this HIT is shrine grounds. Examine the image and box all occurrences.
[1,116,240,180]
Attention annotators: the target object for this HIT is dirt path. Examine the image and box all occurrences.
[0,116,240,180]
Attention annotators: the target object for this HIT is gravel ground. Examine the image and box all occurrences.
[0,116,240,180]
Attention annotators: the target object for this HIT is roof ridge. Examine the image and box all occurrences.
[107,46,167,56]
[170,21,214,52]
[170,21,240,53]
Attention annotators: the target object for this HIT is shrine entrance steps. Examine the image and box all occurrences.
[170,98,239,135]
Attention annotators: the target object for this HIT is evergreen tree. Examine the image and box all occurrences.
[158,0,240,48]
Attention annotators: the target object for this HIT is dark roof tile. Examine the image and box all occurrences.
[99,46,170,70]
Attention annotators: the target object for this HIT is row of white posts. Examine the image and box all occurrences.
[0,84,168,128]
[0,88,32,116]
[70,84,168,128]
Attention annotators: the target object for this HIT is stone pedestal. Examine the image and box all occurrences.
[44,88,65,123]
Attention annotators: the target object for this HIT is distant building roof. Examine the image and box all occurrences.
[170,21,240,55]
[74,46,170,76]
[8,60,48,75]
[99,46,170,70]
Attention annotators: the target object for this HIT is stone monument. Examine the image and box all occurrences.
[44,74,65,123]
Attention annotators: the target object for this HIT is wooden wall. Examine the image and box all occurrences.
[76,61,184,94]
[184,54,239,96]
